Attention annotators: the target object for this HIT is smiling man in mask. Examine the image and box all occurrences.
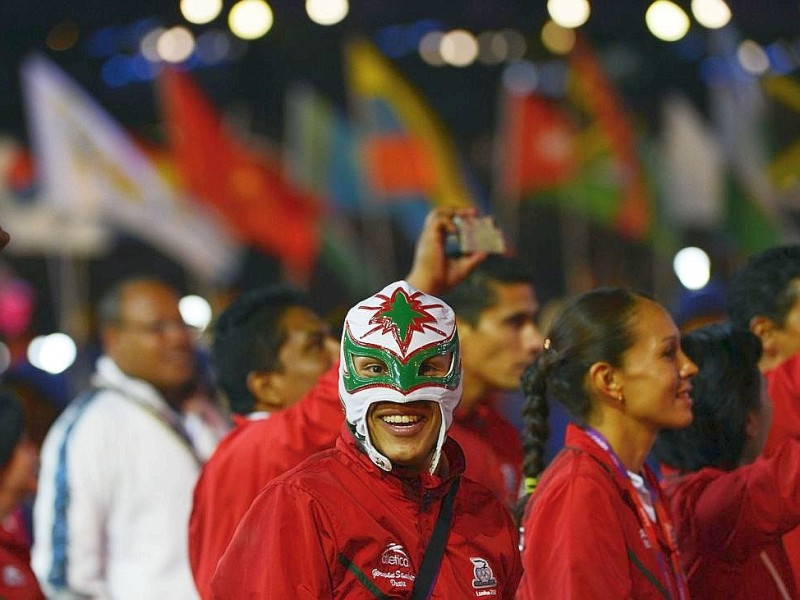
[212,279,522,599]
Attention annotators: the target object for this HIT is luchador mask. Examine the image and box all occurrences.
[339,280,462,473]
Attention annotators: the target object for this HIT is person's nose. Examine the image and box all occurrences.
[522,322,544,357]
[679,350,698,378]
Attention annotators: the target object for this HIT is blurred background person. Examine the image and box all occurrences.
[189,283,339,598]
[653,323,800,598]
[727,244,800,582]
[441,255,542,507]
[0,389,42,599]
[32,277,221,599]
[517,288,695,598]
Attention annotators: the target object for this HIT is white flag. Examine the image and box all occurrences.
[661,94,724,227]
[20,54,242,282]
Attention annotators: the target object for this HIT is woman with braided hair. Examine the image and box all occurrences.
[516,287,696,599]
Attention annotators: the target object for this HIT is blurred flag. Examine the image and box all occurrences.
[20,55,240,282]
[159,68,321,279]
[708,29,786,254]
[567,37,651,240]
[498,91,578,199]
[284,82,380,297]
[284,82,363,214]
[660,94,724,227]
[344,37,476,239]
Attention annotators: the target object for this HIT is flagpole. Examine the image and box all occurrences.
[491,84,521,250]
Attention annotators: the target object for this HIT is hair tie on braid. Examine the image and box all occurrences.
[524,477,539,495]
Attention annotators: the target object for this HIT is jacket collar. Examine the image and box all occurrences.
[92,355,174,414]
[339,423,465,502]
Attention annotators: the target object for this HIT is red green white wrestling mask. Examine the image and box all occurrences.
[339,280,462,473]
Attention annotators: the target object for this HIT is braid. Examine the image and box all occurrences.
[515,357,550,525]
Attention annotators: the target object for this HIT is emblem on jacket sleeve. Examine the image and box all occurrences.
[470,557,498,594]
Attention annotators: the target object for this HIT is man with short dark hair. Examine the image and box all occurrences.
[726,244,800,583]
[442,256,543,507]
[189,284,339,598]
[32,277,218,599]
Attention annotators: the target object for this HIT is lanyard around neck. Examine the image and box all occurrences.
[584,427,688,600]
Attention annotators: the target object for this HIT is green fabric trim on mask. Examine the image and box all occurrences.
[341,328,460,393]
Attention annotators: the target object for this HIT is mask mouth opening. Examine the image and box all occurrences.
[352,397,451,475]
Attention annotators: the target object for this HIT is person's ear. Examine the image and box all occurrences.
[246,370,284,413]
[744,409,759,440]
[588,361,625,406]
[750,315,777,356]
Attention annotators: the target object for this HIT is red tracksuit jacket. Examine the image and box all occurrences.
[211,428,523,599]
[517,424,686,599]
[661,437,800,599]
[189,363,342,599]
[450,400,524,508]
[764,351,800,585]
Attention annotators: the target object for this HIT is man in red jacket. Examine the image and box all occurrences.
[212,278,522,598]
[727,244,800,582]
[441,256,543,506]
[189,285,339,598]
[190,208,487,598]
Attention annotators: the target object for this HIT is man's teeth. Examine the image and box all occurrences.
[382,415,422,425]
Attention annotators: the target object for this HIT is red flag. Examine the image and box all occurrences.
[570,37,650,240]
[500,91,578,197]
[159,68,321,276]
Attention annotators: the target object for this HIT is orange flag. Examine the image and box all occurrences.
[159,68,321,277]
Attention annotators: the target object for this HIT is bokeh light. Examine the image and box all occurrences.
[547,0,591,29]
[46,20,80,51]
[646,1,690,42]
[229,0,274,40]
[179,294,213,330]
[419,31,446,66]
[691,0,731,30]
[541,20,576,55]
[180,0,223,25]
[673,246,711,290]
[306,0,348,26]
[440,30,479,67]
[27,333,77,375]
[737,39,770,75]
[157,26,195,63]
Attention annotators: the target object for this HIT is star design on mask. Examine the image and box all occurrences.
[360,287,446,355]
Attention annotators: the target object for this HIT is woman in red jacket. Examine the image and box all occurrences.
[212,280,522,599]
[652,323,800,598]
[516,287,696,599]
